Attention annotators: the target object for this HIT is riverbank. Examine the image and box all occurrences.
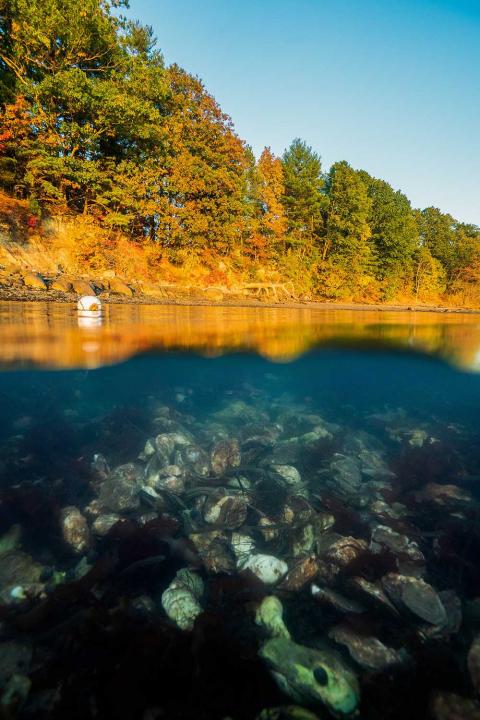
[0,282,478,314]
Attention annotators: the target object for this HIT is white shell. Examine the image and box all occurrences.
[161,570,204,631]
[77,295,101,312]
[242,554,288,585]
[161,586,202,631]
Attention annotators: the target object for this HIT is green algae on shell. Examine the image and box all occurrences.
[259,637,359,718]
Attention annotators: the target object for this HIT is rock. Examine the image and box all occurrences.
[414,482,473,508]
[60,506,90,553]
[370,524,425,576]
[311,586,365,614]
[70,278,96,295]
[431,692,480,720]
[0,641,32,684]
[129,594,156,618]
[272,465,303,488]
[210,439,241,475]
[468,635,480,695]
[320,536,368,571]
[242,554,288,585]
[97,463,142,513]
[49,276,73,292]
[22,271,47,289]
[347,576,400,616]
[381,573,447,625]
[0,551,44,605]
[0,674,31,715]
[161,569,204,631]
[189,531,235,574]
[328,623,407,671]
[90,453,110,482]
[108,278,133,296]
[92,513,121,536]
[0,525,22,556]
[420,590,462,640]
[291,524,315,557]
[280,556,320,592]
[328,455,362,495]
[204,287,224,302]
[203,494,247,529]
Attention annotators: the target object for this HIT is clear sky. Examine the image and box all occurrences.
[128,0,479,225]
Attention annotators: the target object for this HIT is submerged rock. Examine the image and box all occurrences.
[0,525,22,556]
[92,513,121,536]
[280,556,320,592]
[381,573,447,625]
[0,551,44,605]
[311,586,365,615]
[203,494,248,529]
[347,576,400,617]
[370,524,425,576]
[97,463,142,512]
[0,641,32,684]
[60,506,90,554]
[190,530,235,574]
[328,623,407,671]
[431,692,480,720]
[210,439,241,475]
[468,635,480,696]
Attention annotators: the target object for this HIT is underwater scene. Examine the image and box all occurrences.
[1,306,480,720]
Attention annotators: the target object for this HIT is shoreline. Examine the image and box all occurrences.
[0,285,479,315]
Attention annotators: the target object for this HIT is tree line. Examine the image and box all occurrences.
[1,0,479,302]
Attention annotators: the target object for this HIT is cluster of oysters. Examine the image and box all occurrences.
[1,394,480,720]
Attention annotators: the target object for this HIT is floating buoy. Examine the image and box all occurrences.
[77,295,101,312]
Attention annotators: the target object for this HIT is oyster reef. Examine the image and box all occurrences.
[1,333,480,720]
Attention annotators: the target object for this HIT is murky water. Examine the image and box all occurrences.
[1,303,480,720]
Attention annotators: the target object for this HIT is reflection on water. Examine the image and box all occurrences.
[1,301,480,370]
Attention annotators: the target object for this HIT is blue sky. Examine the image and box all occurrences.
[128,0,480,225]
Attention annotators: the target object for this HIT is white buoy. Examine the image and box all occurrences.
[77,295,101,312]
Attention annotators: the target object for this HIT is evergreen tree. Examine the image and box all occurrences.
[281,138,325,250]
[360,173,418,298]
[323,162,374,297]
[416,207,457,281]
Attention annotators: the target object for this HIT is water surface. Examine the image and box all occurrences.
[0,303,479,720]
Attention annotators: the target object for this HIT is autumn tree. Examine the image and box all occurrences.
[252,146,287,257]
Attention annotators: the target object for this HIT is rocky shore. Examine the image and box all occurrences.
[0,267,478,313]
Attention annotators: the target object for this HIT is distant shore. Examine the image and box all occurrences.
[0,285,478,315]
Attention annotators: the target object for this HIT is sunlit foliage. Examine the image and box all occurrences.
[1,0,479,305]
